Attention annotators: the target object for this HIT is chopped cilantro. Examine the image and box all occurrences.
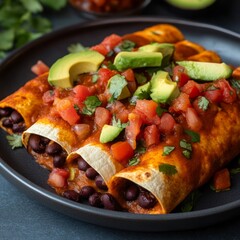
[230,168,240,175]
[156,105,167,117]
[184,129,200,143]
[6,134,23,149]
[159,163,178,176]
[135,141,146,154]
[91,74,99,83]
[181,190,202,212]
[135,90,150,100]
[230,79,240,94]
[82,96,101,115]
[67,43,88,53]
[74,104,80,114]
[115,40,135,52]
[128,157,140,166]
[180,139,192,151]
[198,96,209,111]
[107,62,118,70]
[162,146,175,156]
[112,115,128,129]
[108,74,128,102]
[182,149,191,159]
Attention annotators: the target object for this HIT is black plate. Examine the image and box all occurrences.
[0,17,240,232]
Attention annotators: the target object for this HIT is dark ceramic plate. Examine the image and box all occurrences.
[0,17,240,232]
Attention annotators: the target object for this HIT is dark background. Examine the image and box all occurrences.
[1,0,240,239]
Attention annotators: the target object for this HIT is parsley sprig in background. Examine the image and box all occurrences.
[0,0,67,59]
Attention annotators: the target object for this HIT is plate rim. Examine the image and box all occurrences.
[0,16,240,231]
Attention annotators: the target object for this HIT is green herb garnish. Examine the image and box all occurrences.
[91,74,99,83]
[6,134,23,149]
[230,79,240,94]
[82,96,101,115]
[112,115,128,129]
[182,149,191,159]
[128,157,140,166]
[230,168,240,175]
[184,129,200,143]
[108,74,128,102]
[181,190,202,212]
[67,43,88,53]
[159,163,178,176]
[116,40,135,52]
[0,0,67,58]
[162,146,175,156]
[198,96,209,111]
[156,105,167,117]
[180,139,192,151]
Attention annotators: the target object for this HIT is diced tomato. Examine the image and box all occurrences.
[121,69,135,82]
[213,168,231,191]
[159,113,176,134]
[91,44,108,56]
[31,60,49,76]
[97,68,116,90]
[94,107,112,128]
[72,124,91,140]
[204,87,223,104]
[56,98,80,125]
[101,34,122,52]
[143,125,160,148]
[173,65,190,87]
[125,113,143,149]
[42,90,55,104]
[215,79,237,103]
[170,93,191,113]
[111,141,134,166]
[135,99,158,119]
[108,100,129,123]
[181,80,202,98]
[185,107,202,131]
[73,85,91,103]
[48,168,69,188]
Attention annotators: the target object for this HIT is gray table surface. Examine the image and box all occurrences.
[1,1,240,239]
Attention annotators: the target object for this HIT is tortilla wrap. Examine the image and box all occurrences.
[0,73,51,134]
[109,102,240,214]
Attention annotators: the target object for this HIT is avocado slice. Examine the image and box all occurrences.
[133,82,151,98]
[150,70,180,104]
[138,43,175,67]
[100,124,123,143]
[176,61,233,81]
[113,51,163,71]
[48,50,104,88]
[166,0,216,10]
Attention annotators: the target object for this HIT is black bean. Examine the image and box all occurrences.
[12,122,26,133]
[28,134,46,153]
[10,110,23,124]
[88,192,103,208]
[79,186,95,199]
[101,193,118,211]
[63,190,81,202]
[77,157,90,171]
[45,142,62,156]
[137,191,157,209]
[53,154,66,168]
[0,108,12,118]
[85,167,98,180]
[41,137,50,145]
[124,183,139,201]
[2,118,13,128]
[95,175,108,191]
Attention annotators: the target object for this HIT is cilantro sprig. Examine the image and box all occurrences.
[6,134,23,149]
[0,0,67,58]
[82,96,102,116]
[159,163,178,176]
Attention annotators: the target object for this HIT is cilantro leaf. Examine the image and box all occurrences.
[0,29,15,51]
[82,96,102,115]
[230,168,240,175]
[112,115,128,129]
[159,163,178,176]
[180,139,192,151]
[39,0,67,10]
[162,146,175,156]
[182,149,191,159]
[128,157,140,166]
[156,105,167,117]
[181,190,202,212]
[20,0,43,13]
[230,79,240,94]
[198,96,209,111]
[6,134,23,149]
[108,74,128,102]
[115,40,135,52]
[67,43,88,53]
[184,129,200,143]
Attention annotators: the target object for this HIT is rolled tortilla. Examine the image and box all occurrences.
[0,73,51,134]
[22,115,79,170]
[109,102,240,214]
